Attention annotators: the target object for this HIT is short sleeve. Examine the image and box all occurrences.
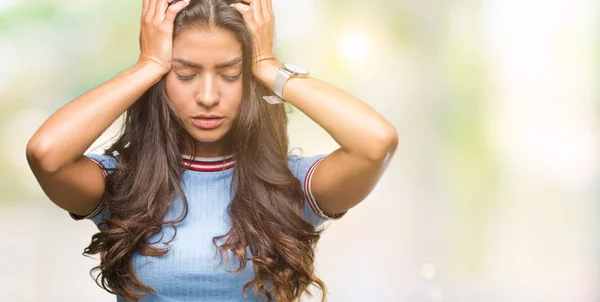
[287,154,347,228]
[68,153,118,227]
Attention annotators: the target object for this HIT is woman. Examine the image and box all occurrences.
[26,0,398,301]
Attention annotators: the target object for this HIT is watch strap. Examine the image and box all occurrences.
[273,67,291,99]
[262,64,309,104]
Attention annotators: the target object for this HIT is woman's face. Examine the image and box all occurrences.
[166,26,244,153]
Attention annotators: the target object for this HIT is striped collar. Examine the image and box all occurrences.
[181,154,235,172]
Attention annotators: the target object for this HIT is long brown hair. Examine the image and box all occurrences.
[82,0,326,301]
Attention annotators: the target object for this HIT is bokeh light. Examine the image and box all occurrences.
[2,0,599,301]
[337,29,371,63]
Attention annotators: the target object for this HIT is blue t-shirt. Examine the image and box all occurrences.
[71,152,345,301]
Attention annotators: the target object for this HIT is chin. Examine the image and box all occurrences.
[193,137,221,143]
[189,130,228,143]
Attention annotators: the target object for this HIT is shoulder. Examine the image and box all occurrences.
[286,153,327,180]
[85,152,120,172]
[286,152,346,227]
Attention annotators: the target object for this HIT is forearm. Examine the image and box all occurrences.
[27,61,166,172]
[255,60,398,161]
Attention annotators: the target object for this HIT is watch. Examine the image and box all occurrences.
[262,63,310,104]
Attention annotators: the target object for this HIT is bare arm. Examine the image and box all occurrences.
[27,62,165,173]
[234,0,398,217]
[26,0,189,217]
[256,61,398,217]
[26,62,166,216]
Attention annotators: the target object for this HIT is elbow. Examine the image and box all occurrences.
[26,138,60,174]
[366,124,398,162]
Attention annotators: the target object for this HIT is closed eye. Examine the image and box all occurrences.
[176,74,195,82]
[221,72,242,82]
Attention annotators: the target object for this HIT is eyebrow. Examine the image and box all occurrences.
[173,57,242,69]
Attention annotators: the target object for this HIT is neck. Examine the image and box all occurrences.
[182,134,233,158]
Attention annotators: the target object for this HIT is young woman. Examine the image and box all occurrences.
[26,0,398,301]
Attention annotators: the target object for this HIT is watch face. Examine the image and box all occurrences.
[284,64,308,75]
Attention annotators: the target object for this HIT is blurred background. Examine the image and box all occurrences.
[1,0,599,301]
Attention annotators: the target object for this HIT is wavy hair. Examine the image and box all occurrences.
[82,0,326,301]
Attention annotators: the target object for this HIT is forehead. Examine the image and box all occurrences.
[173,27,242,65]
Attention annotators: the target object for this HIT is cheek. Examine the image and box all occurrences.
[165,76,183,101]
[165,76,191,102]
[164,78,190,118]
[225,81,243,100]
[225,81,243,113]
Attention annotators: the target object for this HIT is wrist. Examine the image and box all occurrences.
[254,59,283,88]
[136,58,170,76]
[127,60,169,86]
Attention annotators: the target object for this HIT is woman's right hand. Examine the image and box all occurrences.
[138,0,190,74]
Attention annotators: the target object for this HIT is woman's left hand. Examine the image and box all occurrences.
[231,0,277,73]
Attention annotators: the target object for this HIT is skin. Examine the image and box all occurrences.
[26,0,398,221]
[166,27,244,157]
[234,0,399,217]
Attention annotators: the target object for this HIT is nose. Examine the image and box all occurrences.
[195,74,220,107]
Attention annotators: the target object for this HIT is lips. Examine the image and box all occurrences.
[191,117,224,130]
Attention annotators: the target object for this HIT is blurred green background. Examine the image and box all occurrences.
[1,0,599,301]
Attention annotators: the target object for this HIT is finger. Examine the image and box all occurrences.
[164,0,190,24]
[266,0,273,15]
[142,0,150,16]
[261,0,271,20]
[146,0,158,18]
[155,0,176,22]
[244,0,263,23]
[232,3,257,28]
[253,0,265,22]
